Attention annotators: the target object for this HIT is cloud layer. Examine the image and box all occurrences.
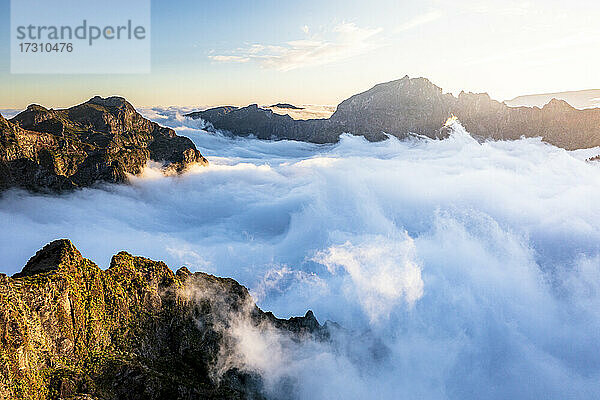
[1,109,600,398]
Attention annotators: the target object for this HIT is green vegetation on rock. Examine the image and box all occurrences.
[0,97,208,192]
[0,240,325,399]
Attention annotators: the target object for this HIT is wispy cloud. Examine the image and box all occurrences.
[463,31,600,66]
[208,55,251,63]
[463,2,532,17]
[208,11,447,71]
[208,22,383,71]
[396,10,443,32]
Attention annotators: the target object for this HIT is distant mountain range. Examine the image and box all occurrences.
[187,76,600,151]
[506,89,600,109]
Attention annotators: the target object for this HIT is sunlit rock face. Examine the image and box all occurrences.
[0,97,207,192]
[0,239,326,400]
[188,75,600,150]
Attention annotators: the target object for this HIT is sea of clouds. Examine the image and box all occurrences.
[1,107,600,399]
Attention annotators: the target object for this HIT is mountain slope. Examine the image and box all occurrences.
[0,96,207,192]
[186,104,336,143]
[0,239,325,400]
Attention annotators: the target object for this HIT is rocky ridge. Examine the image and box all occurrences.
[187,76,600,150]
[188,104,333,143]
[0,239,326,400]
[0,96,207,192]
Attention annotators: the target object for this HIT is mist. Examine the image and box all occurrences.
[1,107,599,399]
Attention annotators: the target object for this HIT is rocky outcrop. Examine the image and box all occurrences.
[1,97,207,192]
[0,240,325,400]
[268,104,304,110]
[187,76,600,150]
[454,96,600,150]
[187,104,336,143]
[328,76,454,141]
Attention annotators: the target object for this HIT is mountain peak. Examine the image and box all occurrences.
[1,97,207,192]
[543,98,574,110]
[2,241,327,399]
[376,75,436,89]
[14,239,83,278]
[25,104,50,112]
[87,95,132,109]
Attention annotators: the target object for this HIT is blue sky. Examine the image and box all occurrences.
[1,0,600,108]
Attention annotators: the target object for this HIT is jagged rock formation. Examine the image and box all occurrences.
[187,76,600,150]
[327,76,453,141]
[0,96,207,192]
[188,104,335,143]
[0,240,325,400]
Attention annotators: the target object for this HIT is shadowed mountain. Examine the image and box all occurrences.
[269,103,304,110]
[0,239,327,399]
[187,76,600,150]
[1,96,207,192]
[187,104,337,143]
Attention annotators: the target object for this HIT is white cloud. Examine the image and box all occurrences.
[396,9,443,32]
[208,55,250,63]
[207,12,450,71]
[3,108,600,398]
[314,234,424,323]
[209,22,383,71]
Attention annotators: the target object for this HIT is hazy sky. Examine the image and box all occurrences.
[1,0,599,108]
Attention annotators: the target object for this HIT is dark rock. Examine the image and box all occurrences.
[186,105,337,144]
[0,240,326,400]
[188,106,239,123]
[329,75,452,141]
[176,266,193,279]
[187,75,600,150]
[13,239,83,278]
[0,97,208,192]
[269,103,304,110]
